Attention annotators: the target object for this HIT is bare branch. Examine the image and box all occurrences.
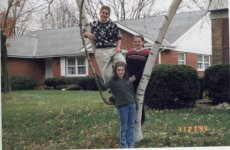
[39,0,79,30]
[45,0,54,18]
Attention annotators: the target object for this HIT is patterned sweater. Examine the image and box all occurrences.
[90,19,122,48]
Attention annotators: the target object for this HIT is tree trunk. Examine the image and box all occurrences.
[135,0,182,142]
[1,30,11,93]
[76,0,91,34]
[76,0,96,49]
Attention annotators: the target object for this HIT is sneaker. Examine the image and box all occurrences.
[109,96,115,105]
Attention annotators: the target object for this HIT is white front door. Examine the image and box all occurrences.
[45,58,53,78]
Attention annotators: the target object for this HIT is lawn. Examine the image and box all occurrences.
[2,90,230,149]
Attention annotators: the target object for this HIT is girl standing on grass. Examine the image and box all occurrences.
[105,62,136,148]
[126,35,150,125]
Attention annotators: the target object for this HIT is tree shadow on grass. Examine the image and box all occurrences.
[136,138,153,148]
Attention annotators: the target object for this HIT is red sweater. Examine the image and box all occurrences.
[126,48,149,91]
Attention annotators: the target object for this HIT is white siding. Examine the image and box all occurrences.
[172,14,212,55]
[209,0,228,10]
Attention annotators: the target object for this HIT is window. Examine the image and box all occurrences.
[66,56,87,76]
[77,57,86,75]
[178,52,186,65]
[67,58,76,75]
[197,55,210,71]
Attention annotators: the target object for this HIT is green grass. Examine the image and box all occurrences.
[2,90,230,149]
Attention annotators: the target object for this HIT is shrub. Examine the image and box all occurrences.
[44,77,80,89]
[11,75,37,90]
[199,77,204,99]
[62,77,80,85]
[44,77,66,89]
[44,76,105,91]
[78,77,98,90]
[203,64,230,104]
[145,64,200,109]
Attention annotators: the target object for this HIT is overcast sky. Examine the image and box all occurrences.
[0,0,209,32]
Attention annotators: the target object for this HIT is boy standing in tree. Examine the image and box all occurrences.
[83,5,126,83]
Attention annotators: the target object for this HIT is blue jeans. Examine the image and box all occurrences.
[118,103,136,148]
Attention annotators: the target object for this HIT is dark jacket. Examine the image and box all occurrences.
[105,77,136,108]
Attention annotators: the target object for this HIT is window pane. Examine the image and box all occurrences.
[178,53,184,60]
[197,63,202,69]
[197,55,202,62]
[178,53,185,65]
[178,61,184,65]
[77,57,85,65]
[78,66,86,74]
[68,58,75,66]
[67,58,76,75]
[68,67,76,74]
[204,56,209,62]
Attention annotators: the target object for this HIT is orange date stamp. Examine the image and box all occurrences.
[178,125,209,133]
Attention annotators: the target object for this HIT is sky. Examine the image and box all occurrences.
[0,0,211,32]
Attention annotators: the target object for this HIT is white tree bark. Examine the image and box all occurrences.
[76,0,97,49]
[76,0,91,34]
[135,0,182,142]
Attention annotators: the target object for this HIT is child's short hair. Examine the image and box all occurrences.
[100,5,111,15]
[113,62,128,80]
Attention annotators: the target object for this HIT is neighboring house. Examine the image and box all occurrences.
[6,27,96,85]
[5,10,212,85]
[209,0,229,64]
[118,10,212,76]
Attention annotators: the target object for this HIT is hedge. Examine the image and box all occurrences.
[203,64,230,104]
[145,64,200,109]
[11,75,37,90]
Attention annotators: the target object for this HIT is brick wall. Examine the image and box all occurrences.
[161,50,178,64]
[8,58,45,85]
[222,18,229,64]
[120,30,134,50]
[212,18,229,64]
[212,19,223,64]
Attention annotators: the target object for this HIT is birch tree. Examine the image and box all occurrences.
[135,0,182,142]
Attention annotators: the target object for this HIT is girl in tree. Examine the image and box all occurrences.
[126,35,150,125]
[105,62,136,148]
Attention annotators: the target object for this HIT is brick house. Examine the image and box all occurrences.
[5,10,212,85]
[209,0,229,64]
